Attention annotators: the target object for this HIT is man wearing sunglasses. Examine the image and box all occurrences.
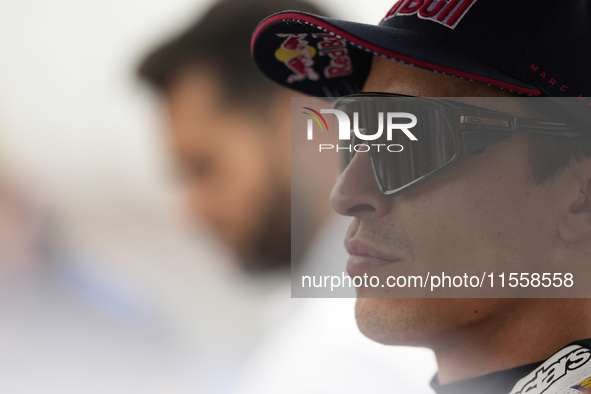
[251,0,591,393]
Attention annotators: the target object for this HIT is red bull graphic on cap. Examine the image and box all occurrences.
[274,33,353,84]
[313,34,352,79]
[381,0,478,29]
[275,34,319,83]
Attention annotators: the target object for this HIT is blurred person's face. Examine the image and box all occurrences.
[330,57,574,348]
[164,68,291,270]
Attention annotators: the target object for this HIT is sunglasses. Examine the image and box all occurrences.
[333,93,589,196]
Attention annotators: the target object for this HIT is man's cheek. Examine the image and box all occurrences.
[403,212,490,275]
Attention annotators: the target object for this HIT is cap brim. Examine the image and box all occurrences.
[251,11,542,97]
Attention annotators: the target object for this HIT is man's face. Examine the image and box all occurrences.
[330,57,565,347]
[164,68,291,269]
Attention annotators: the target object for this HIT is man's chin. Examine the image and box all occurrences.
[354,298,431,346]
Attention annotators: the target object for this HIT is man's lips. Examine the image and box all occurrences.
[345,239,402,275]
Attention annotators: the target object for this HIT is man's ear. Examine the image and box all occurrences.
[558,159,591,243]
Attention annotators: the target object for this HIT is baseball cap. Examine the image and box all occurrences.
[251,0,591,99]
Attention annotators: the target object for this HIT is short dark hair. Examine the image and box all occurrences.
[529,137,591,183]
[137,0,325,110]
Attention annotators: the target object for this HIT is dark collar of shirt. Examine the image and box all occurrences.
[430,361,542,394]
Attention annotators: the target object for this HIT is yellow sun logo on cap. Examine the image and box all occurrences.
[274,45,317,62]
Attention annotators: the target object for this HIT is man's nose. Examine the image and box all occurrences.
[329,150,391,219]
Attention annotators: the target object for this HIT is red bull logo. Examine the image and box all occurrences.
[274,33,353,84]
[274,34,319,83]
[313,34,352,79]
[381,0,477,29]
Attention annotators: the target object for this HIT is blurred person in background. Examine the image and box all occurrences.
[138,0,299,272]
[138,0,436,392]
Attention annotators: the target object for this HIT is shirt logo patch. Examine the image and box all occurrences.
[509,345,591,394]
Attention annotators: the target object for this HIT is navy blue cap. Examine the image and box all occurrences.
[251,0,591,99]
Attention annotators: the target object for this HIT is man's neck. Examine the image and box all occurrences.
[431,299,591,384]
